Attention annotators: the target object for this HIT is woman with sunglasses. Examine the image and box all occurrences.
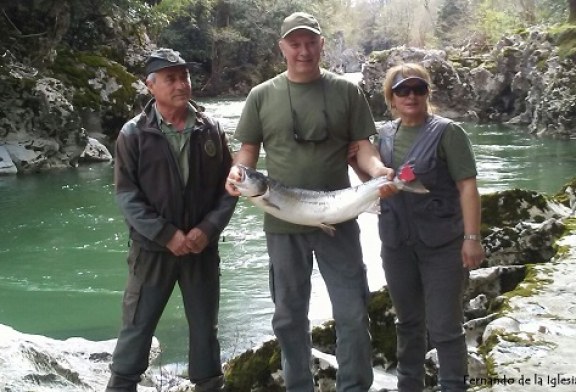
[354,63,485,392]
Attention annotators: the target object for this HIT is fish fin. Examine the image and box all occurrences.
[261,197,281,210]
[365,200,381,214]
[319,224,336,236]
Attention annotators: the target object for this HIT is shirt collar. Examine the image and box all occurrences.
[154,102,198,129]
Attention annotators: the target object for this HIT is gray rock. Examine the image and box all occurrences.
[0,145,17,174]
[0,324,164,392]
[0,323,116,391]
[478,241,576,391]
[80,137,113,163]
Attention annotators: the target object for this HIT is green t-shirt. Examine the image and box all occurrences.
[156,103,197,184]
[392,122,477,181]
[234,70,377,233]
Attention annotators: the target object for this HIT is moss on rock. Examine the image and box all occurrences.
[312,320,336,355]
[223,339,282,392]
[368,49,394,63]
[48,49,141,138]
[503,264,552,300]
[551,24,576,60]
[480,189,550,232]
[51,50,137,113]
[367,288,397,367]
[552,177,576,206]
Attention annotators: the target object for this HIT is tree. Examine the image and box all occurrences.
[0,0,164,67]
[0,0,73,67]
[570,0,576,22]
[437,0,467,46]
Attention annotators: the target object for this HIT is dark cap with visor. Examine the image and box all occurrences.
[281,12,322,38]
[145,48,193,76]
[392,74,429,90]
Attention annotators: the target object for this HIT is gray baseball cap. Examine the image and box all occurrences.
[145,48,193,76]
[392,74,429,90]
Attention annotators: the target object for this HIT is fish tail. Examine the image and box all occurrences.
[397,178,429,194]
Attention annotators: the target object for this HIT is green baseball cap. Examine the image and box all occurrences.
[145,48,193,76]
[280,12,321,38]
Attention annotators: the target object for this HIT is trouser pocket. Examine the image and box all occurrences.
[268,262,276,304]
[122,243,143,325]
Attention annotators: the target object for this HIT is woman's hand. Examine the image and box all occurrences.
[462,240,485,269]
[347,141,360,165]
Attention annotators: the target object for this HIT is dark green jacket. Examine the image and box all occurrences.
[114,99,237,252]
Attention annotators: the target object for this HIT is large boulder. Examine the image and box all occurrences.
[480,189,569,267]
[0,324,201,392]
[0,324,138,391]
[0,50,144,173]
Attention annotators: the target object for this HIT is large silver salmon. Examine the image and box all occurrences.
[230,165,428,235]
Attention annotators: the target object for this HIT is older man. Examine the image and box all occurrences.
[106,48,236,392]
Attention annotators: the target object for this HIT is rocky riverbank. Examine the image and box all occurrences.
[471,232,576,392]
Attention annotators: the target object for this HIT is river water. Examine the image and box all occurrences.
[1,95,576,368]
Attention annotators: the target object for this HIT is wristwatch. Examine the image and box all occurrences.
[463,234,481,241]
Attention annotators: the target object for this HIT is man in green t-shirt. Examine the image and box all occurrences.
[225,12,394,392]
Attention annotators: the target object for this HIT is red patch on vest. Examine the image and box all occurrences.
[398,165,416,182]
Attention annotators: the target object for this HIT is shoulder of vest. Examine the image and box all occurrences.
[428,115,453,128]
[378,119,400,134]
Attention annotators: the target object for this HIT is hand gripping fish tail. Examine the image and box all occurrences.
[394,164,429,194]
[230,165,428,235]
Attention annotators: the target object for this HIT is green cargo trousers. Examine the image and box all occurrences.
[105,241,224,391]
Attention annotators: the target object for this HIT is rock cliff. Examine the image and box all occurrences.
[361,26,576,139]
[2,23,576,174]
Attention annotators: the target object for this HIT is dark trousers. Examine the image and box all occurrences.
[382,238,469,392]
[105,242,223,392]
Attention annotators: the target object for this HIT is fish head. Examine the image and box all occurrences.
[231,165,269,197]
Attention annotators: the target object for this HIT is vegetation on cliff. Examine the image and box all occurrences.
[1,0,573,96]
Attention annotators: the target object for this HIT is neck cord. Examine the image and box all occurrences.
[286,74,327,121]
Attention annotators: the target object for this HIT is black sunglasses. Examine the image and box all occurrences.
[292,110,329,143]
[393,84,429,97]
